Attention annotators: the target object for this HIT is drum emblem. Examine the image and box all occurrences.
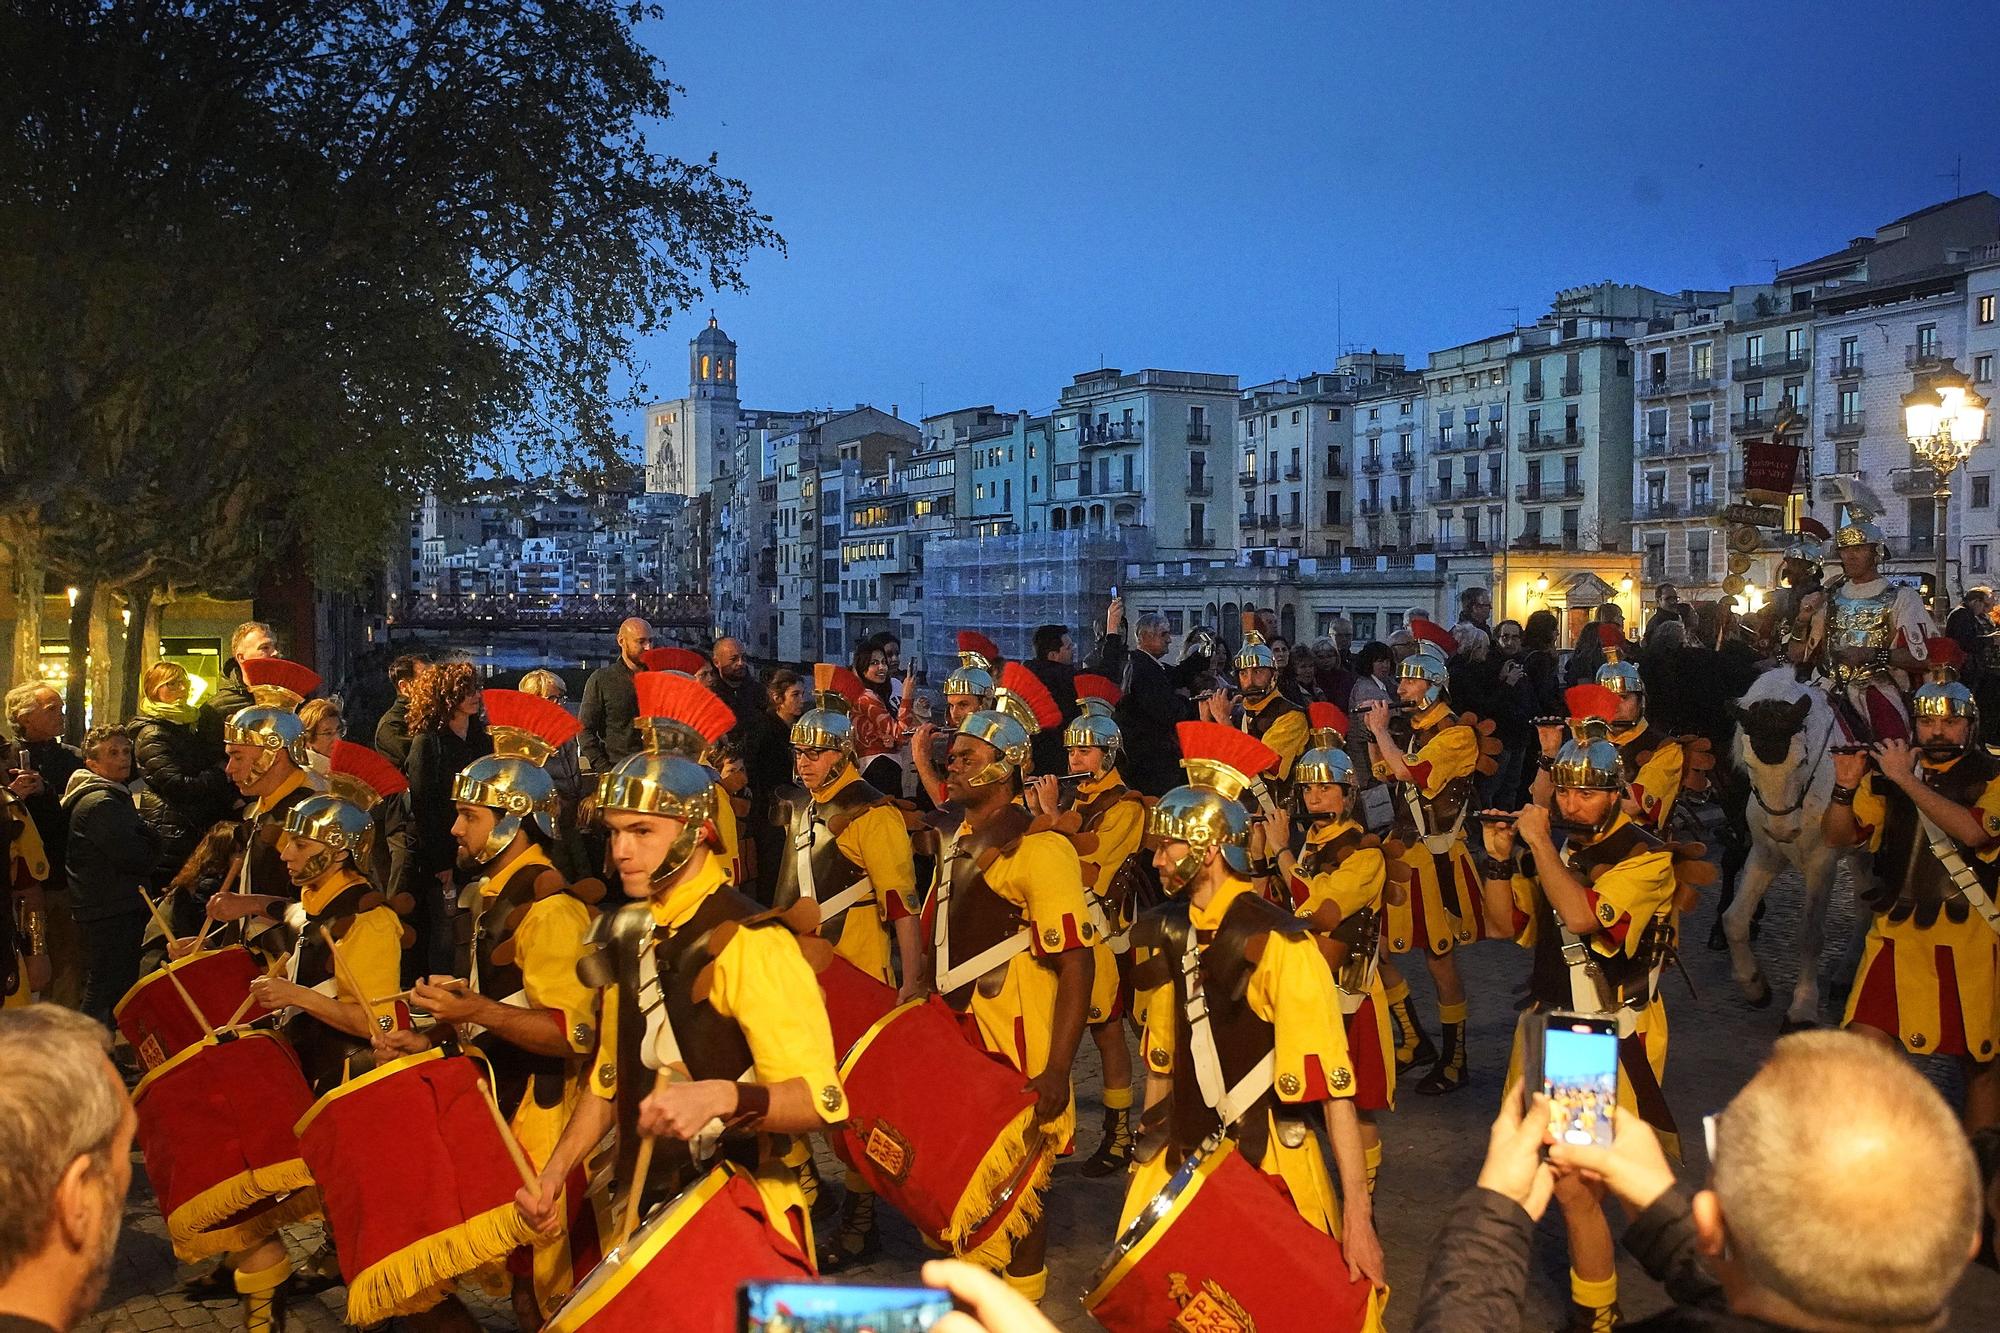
[138,1034,167,1071]
[863,1120,914,1183]
[1165,1272,1255,1332]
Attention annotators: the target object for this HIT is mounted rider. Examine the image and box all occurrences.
[1806,512,1934,740]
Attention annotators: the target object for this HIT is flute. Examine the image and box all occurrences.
[1470,812,1593,835]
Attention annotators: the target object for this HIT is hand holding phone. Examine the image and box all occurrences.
[739,1280,958,1332]
[1531,1013,1620,1150]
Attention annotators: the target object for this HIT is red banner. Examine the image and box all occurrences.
[1741,440,1802,501]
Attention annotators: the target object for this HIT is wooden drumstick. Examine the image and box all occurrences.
[620,1069,672,1242]
[225,953,288,1028]
[134,888,212,1033]
[190,909,216,953]
[318,926,387,1032]
[475,1077,540,1191]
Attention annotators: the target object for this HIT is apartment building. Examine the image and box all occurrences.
[1350,376,1427,551]
[1629,300,1732,597]
[1960,251,2000,583]
[1423,334,1513,558]
[1236,355,1385,559]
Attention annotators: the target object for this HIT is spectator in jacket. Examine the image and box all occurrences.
[709,637,765,734]
[744,669,808,904]
[6,684,86,1008]
[403,661,490,975]
[61,727,158,1028]
[127,664,235,925]
[373,653,427,769]
[1479,621,1535,807]
[578,618,652,773]
[517,669,589,881]
[0,1005,137,1333]
[1024,623,1079,778]
[1348,641,1396,713]
[204,621,279,724]
[1309,635,1357,712]
[1564,602,1636,687]
[1415,1031,1982,1332]
[1084,600,1188,796]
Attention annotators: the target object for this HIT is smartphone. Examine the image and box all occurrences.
[1110,583,1119,600]
[738,1280,956,1332]
[1529,1012,1620,1149]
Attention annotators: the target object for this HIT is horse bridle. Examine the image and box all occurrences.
[1746,705,1832,820]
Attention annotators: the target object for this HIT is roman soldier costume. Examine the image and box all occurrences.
[1233,612,1307,802]
[220,658,325,956]
[1840,645,2000,1064]
[641,646,748,885]
[1128,722,1367,1246]
[1593,628,1712,833]
[584,669,847,1259]
[1811,515,1934,740]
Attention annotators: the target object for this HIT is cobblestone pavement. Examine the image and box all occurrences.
[86,855,2000,1331]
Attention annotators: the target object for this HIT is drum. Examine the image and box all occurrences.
[542,1163,813,1333]
[814,950,897,1058]
[295,1049,541,1326]
[1086,1143,1376,1333]
[835,997,1055,1269]
[131,1031,318,1262]
[114,946,272,1071]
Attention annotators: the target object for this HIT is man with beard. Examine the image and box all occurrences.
[578,617,655,772]
[0,1005,137,1333]
[205,658,325,962]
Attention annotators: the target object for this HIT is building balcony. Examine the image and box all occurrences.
[1186,529,1216,548]
[1186,476,1212,496]
[1892,466,1941,496]
[1392,451,1417,471]
[1081,420,1142,446]
[1186,423,1212,444]
[1358,498,1385,517]
[1829,353,1864,379]
[1361,455,1385,474]
[1734,351,1808,379]
[1824,412,1866,439]
[1365,422,1386,437]
[1560,373,1582,396]
[1238,511,1258,528]
[1284,463,1302,480]
[1639,372,1719,398]
[1730,409,1775,435]
[1520,431,1582,452]
[1517,480,1586,501]
[1323,462,1349,478]
[1525,381,1545,401]
[1886,534,1937,559]
[1390,495,1414,513]
[1237,469,1258,487]
[1434,538,1493,555]
[1427,483,1457,504]
[1260,512,1282,529]
[1906,343,1949,371]
[1434,433,1477,453]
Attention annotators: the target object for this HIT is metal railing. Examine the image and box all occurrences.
[1560,373,1582,395]
[1186,422,1212,443]
[1891,466,1940,496]
[1520,430,1583,452]
[1733,351,1807,378]
[1392,451,1416,470]
[1906,342,1948,369]
[1237,469,1258,486]
[1524,381,1545,401]
[1284,463,1302,480]
[1829,353,1864,379]
[1358,498,1384,516]
[1081,420,1141,445]
[1186,476,1212,496]
[1361,455,1384,474]
[1824,412,1866,439]
[1730,410,1773,434]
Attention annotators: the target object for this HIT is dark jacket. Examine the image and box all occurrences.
[127,714,236,885]
[374,696,413,770]
[207,657,253,724]
[1413,1186,1801,1333]
[405,721,493,878]
[711,671,767,743]
[578,658,640,771]
[14,737,86,885]
[61,770,160,923]
[1087,634,1189,797]
[1023,656,1079,778]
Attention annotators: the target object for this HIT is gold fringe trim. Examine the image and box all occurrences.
[343,1199,539,1326]
[944,1104,1055,1270]
[164,1161,319,1262]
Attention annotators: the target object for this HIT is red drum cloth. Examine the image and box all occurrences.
[815,951,898,1059]
[1087,1145,1375,1333]
[294,1051,538,1325]
[834,997,1054,1269]
[131,1032,317,1261]
[543,1165,813,1333]
[115,947,272,1071]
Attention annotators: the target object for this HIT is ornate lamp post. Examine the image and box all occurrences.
[1903,363,1989,617]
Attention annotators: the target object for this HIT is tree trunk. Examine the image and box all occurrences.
[64,581,91,746]
[89,591,117,726]
[7,535,43,694]
[120,583,154,716]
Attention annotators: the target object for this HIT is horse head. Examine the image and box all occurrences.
[1728,694,1813,767]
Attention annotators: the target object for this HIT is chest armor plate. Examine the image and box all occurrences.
[1390,713,1471,837]
[471,860,574,1118]
[1524,823,1667,1011]
[772,779,881,931]
[1828,583,1898,651]
[285,877,379,1094]
[937,806,1034,1011]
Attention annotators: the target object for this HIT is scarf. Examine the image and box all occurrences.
[137,696,203,728]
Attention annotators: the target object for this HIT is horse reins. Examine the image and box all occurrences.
[1746,706,1832,820]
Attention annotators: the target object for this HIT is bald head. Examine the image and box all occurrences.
[1710,1031,1978,1328]
[712,637,749,684]
[617,618,654,669]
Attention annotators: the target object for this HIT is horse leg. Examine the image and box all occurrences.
[1723,839,1780,1007]
[1782,846,1839,1030]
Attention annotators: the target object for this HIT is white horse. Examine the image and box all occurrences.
[1721,666,1866,1028]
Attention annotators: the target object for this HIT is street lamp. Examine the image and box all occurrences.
[1903,362,1990,617]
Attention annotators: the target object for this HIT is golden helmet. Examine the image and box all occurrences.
[1233,610,1276,677]
[281,742,407,882]
[596,672,737,883]
[1294,702,1355,788]
[1062,674,1123,760]
[790,663,862,756]
[1398,620,1457,704]
[1914,638,1976,724]
[1593,625,1643,697]
[1552,687,1625,793]
[1145,721,1277,886]
[944,631,1001,705]
[222,658,322,777]
[1835,515,1888,553]
[452,689,582,861]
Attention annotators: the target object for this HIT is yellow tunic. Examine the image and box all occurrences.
[299,870,405,1011]
[472,844,598,1308]
[1614,726,1685,832]
[1840,767,2000,1059]
[592,855,846,1246]
[1377,707,1481,955]
[714,780,743,886]
[1129,876,1357,1236]
[953,825,1092,1152]
[1070,770,1146,1024]
[813,769,918,986]
[1502,815,1677,1106]
[1243,695,1309,781]
[1293,819,1394,1109]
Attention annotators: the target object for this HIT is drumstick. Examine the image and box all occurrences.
[134,888,212,1034]
[475,1077,540,1191]
[318,926,387,1032]
[225,953,288,1028]
[621,1069,672,1242]
[191,910,216,953]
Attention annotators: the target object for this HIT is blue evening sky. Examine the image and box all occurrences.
[627,1,1999,433]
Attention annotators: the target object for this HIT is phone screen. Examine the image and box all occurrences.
[1540,1019,1619,1148]
[739,1280,954,1332]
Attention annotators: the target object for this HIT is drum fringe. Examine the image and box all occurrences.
[342,1200,541,1326]
[947,1104,1056,1270]
[165,1164,319,1262]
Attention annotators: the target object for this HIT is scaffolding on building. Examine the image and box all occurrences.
[919,528,1150,668]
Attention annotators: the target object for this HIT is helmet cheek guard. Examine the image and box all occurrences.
[225,707,307,783]
[596,753,719,886]
[1061,713,1122,768]
[1145,785,1251,891]
[956,710,1030,789]
[1397,647,1449,706]
[452,757,558,862]
[282,794,374,883]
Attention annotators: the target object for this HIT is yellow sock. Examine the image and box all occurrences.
[1002,1267,1048,1303]
[1385,977,1410,1005]
[843,1167,873,1196]
[1571,1268,1618,1309]
[1103,1083,1133,1111]
[233,1255,292,1296]
[1438,1000,1468,1025]
[1363,1141,1382,1194]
